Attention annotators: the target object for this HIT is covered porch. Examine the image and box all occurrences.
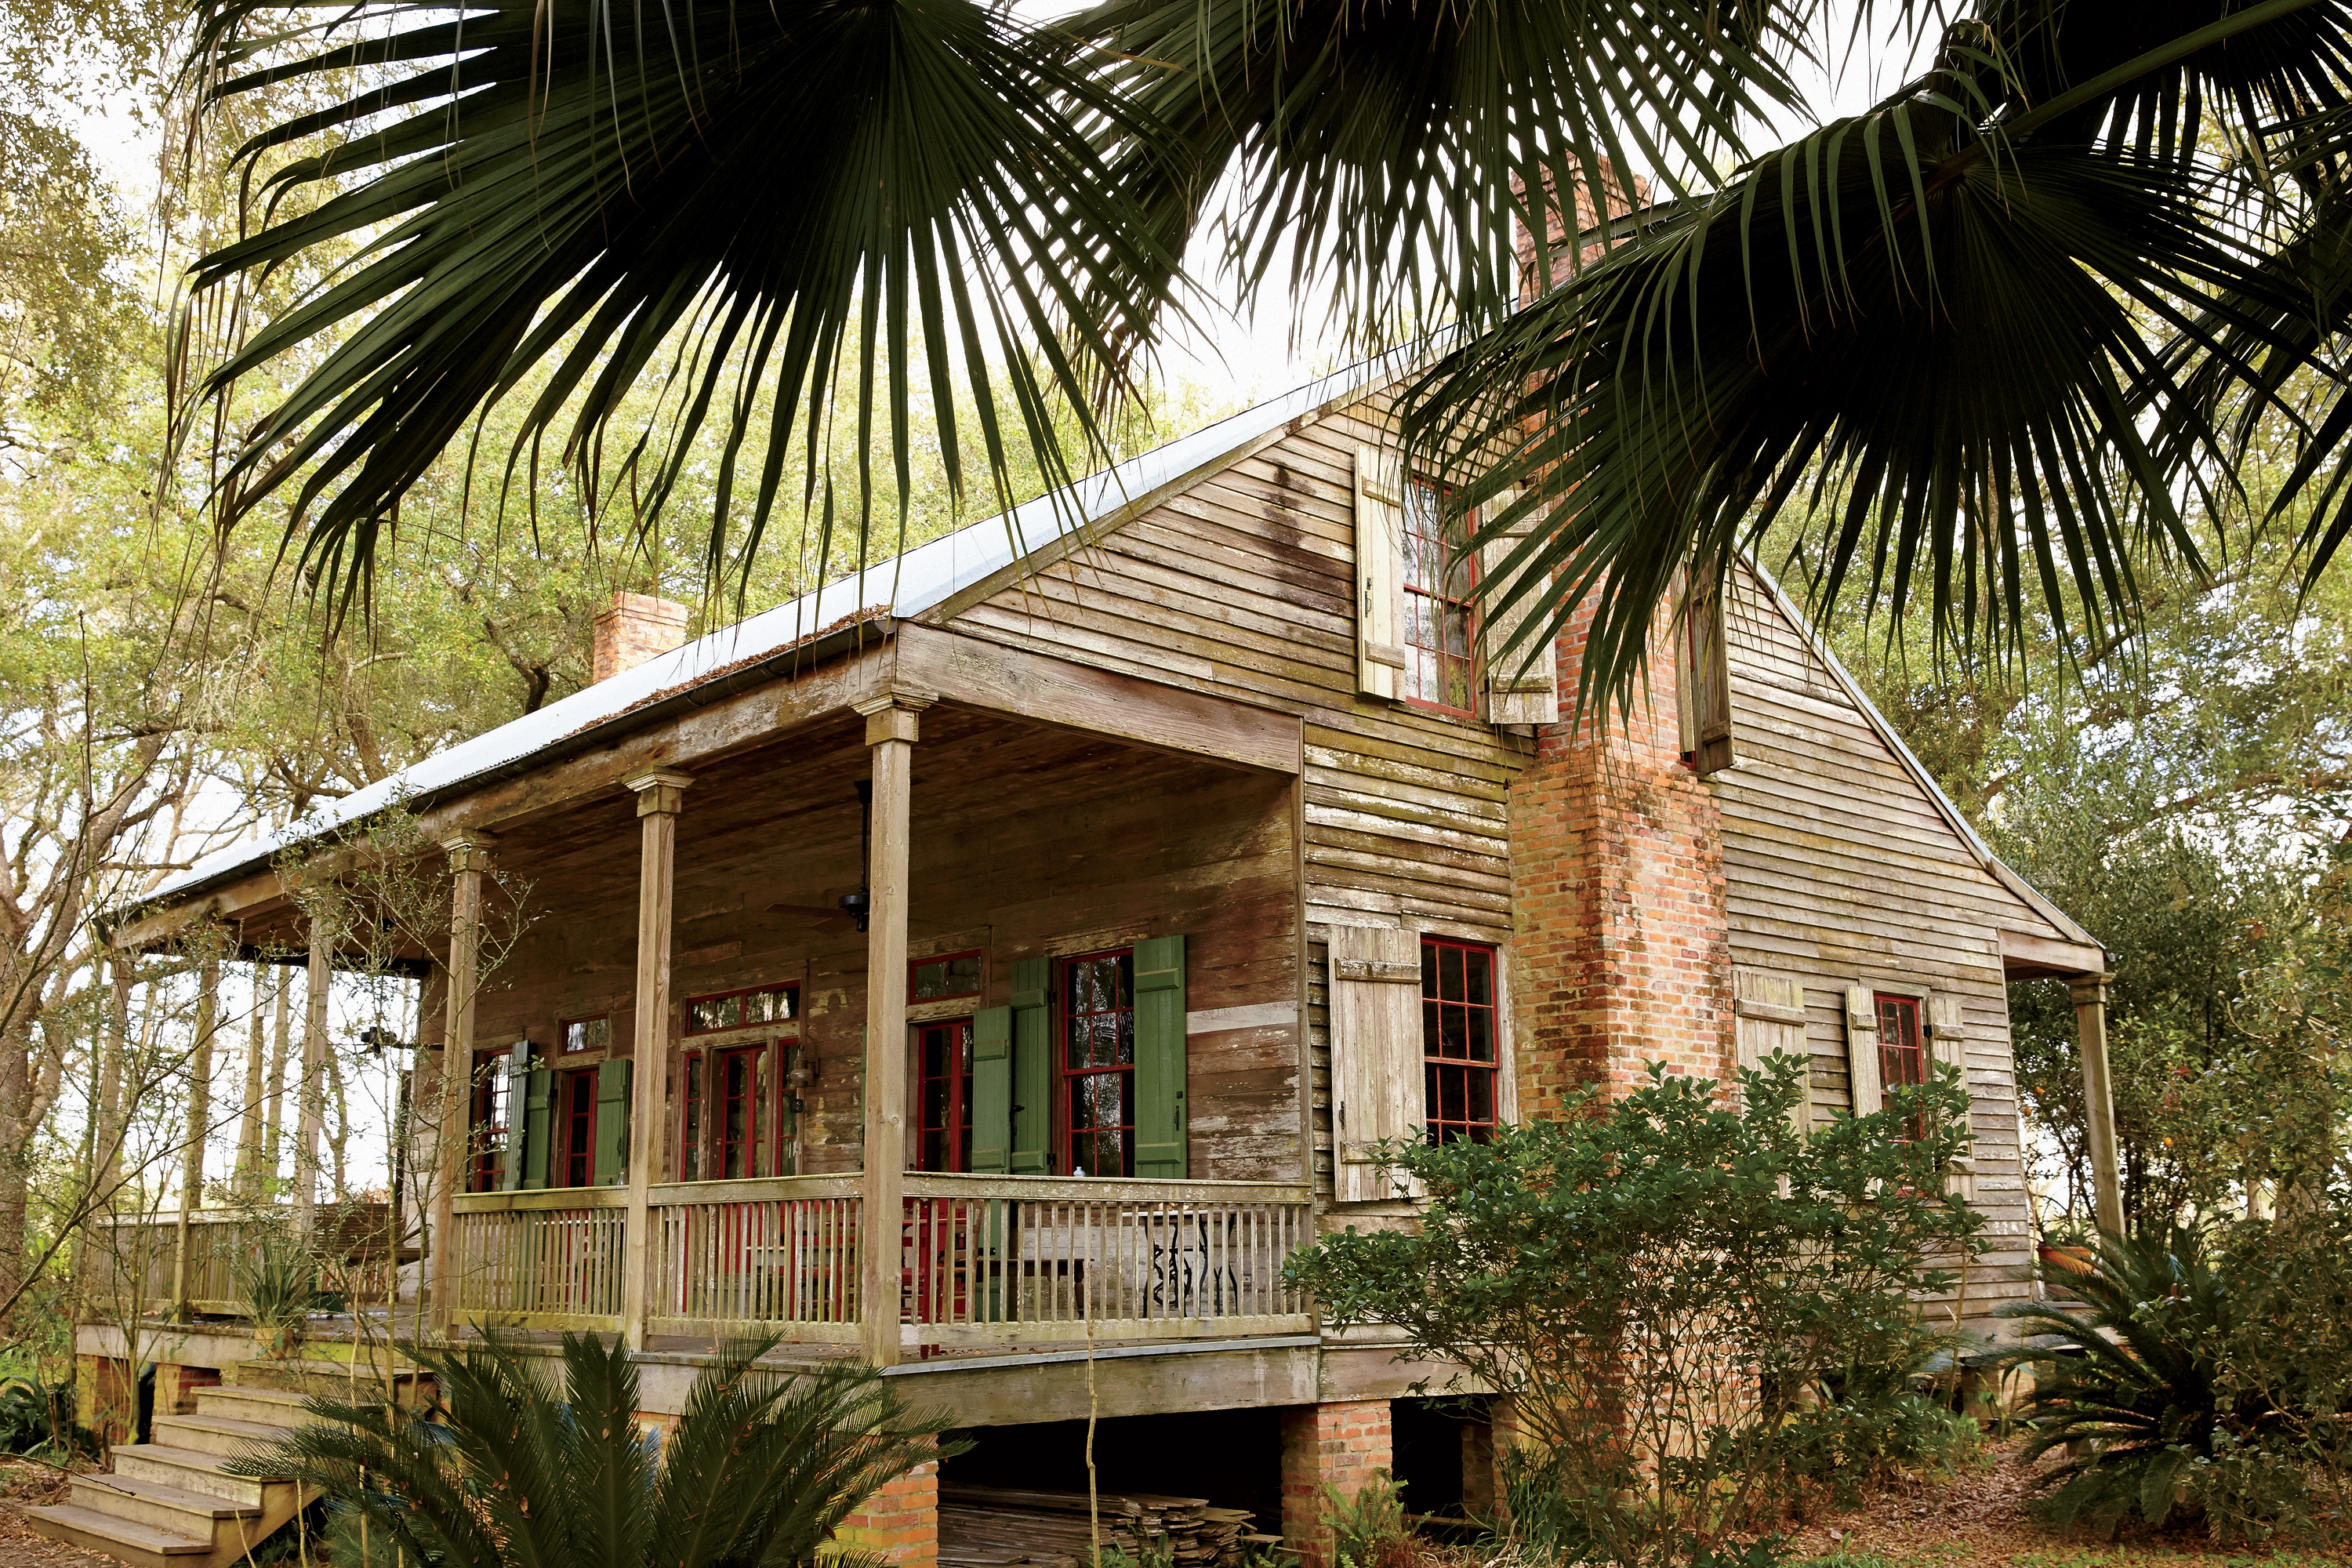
[124,626,1316,1364]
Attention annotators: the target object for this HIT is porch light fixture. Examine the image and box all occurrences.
[787,1058,814,1114]
[839,779,874,932]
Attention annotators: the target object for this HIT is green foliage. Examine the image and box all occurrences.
[1776,1333,1984,1508]
[1286,1055,1983,1567]
[225,1328,962,1568]
[1998,1224,2350,1546]
[234,1240,324,1358]
[0,1376,96,1460]
[1320,1470,1413,1568]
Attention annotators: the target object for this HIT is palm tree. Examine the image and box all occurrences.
[181,0,2352,713]
[225,1330,956,1566]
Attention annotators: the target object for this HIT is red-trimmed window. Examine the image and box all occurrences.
[1062,949,1135,1177]
[468,1050,510,1192]
[1876,993,1927,1138]
[555,1069,597,1188]
[917,1018,976,1172]
[679,1054,706,1182]
[1421,938,1500,1144]
[687,983,798,1035]
[714,1045,765,1178]
[561,1014,609,1054]
[1401,476,1478,714]
[911,951,982,1004]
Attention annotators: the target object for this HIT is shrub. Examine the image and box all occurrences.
[1287,1055,1983,1568]
[1777,1333,1983,1508]
[1321,1470,1415,1568]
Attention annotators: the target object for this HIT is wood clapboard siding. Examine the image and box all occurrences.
[938,397,1523,954]
[1715,565,2043,1320]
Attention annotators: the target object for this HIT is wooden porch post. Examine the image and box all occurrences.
[856,693,928,1369]
[169,956,219,1319]
[296,912,332,1236]
[2072,973,2125,1235]
[432,832,495,1333]
[622,770,693,1352]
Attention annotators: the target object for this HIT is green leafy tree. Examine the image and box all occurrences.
[228,1330,961,1568]
[1284,1058,1982,1567]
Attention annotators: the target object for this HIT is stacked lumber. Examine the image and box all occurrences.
[939,1483,1273,1568]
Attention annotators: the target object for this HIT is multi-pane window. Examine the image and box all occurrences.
[916,1018,976,1172]
[1063,950,1135,1177]
[556,1069,597,1188]
[1876,993,1927,1138]
[714,1045,764,1178]
[686,983,798,1035]
[1422,938,1500,1143]
[1401,476,1477,714]
[468,1050,510,1192]
[561,1015,609,1054]
[912,952,982,1004]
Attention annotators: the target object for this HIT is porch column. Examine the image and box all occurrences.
[169,956,218,1319]
[856,692,929,1369]
[432,831,495,1331]
[2071,973,2124,1234]
[622,769,693,1351]
[295,912,332,1235]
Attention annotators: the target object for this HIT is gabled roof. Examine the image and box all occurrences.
[138,350,1415,912]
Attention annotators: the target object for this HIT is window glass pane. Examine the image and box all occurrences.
[913,953,982,1002]
[742,989,773,1025]
[564,1016,609,1054]
[1421,938,1501,1145]
[1467,949,1493,1007]
[682,1055,703,1182]
[691,996,735,1033]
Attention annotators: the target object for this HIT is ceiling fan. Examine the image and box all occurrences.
[766,782,874,935]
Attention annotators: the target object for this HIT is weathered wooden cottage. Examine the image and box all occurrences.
[53,351,2118,1568]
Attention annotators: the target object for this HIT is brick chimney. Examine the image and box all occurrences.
[591,591,691,683]
[1515,161,1650,304]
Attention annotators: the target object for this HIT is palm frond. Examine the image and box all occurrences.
[184,0,1186,621]
[1073,0,1820,355]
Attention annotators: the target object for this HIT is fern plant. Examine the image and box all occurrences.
[1997,1226,2296,1535]
[226,1330,959,1567]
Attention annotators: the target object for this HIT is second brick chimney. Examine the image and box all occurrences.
[592,591,691,684]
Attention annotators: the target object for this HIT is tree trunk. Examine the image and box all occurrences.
[327,1049,350,1203]
[0,1017,31,1325]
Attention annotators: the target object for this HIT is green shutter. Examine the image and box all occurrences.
[593,1058,631,1185]
[521,1069,554,1190]
[1132,935,1189,1178]
[1009,958,1052,1175]
[971,1007,1013,1173]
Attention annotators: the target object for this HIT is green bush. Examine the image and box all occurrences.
[1998,1221,2350,1545]
[0,1376,98,1461]
[1777,1338,1983,1508]
[1320,1470,1414,1568]
[1287,1055,1983,1568]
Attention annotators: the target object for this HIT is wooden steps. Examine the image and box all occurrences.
[10,1352,420,1568]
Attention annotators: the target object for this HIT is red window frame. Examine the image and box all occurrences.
[1875,993,1928,1138]
[1061,949,1136,1178]
[561,1014,609,1054]
[685,982,800,1036]
[1422,938,1501,1144]
[916,1018,976,1172]
[910,950,982,1004]
[713,1044,765,1178]
[468,1049,510,1192]
[1401,475,1479,716]
[555,1068,597,1188]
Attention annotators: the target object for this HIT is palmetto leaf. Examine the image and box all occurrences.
[184,0,1185,620]
[1406,0,2352,721]
[224,1330,956,1568]
[1073,0,1818,352]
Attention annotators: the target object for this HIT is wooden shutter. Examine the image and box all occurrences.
[499,1040,531,1192]
[520,1067,554,1189]
[593,1058,631,1186]
[1676,564,1733,774]
[1732,968,1809,1130]
[1843,985,1883,1117]
[1926,992,1965,1081]
[1355,445,1407,699]
[1009,957,1052,1174]
[971,1006,1013,1174]
[1132,935,1189,1178]
[1479,488,1557,726]
[1329,926,1425,1202]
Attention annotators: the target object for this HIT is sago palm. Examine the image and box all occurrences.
[223,1330,956,1567]
[181,0,2352,716]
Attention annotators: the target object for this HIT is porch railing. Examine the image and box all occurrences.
[78,1206,401,1319]
[444,1176,1312,1349]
